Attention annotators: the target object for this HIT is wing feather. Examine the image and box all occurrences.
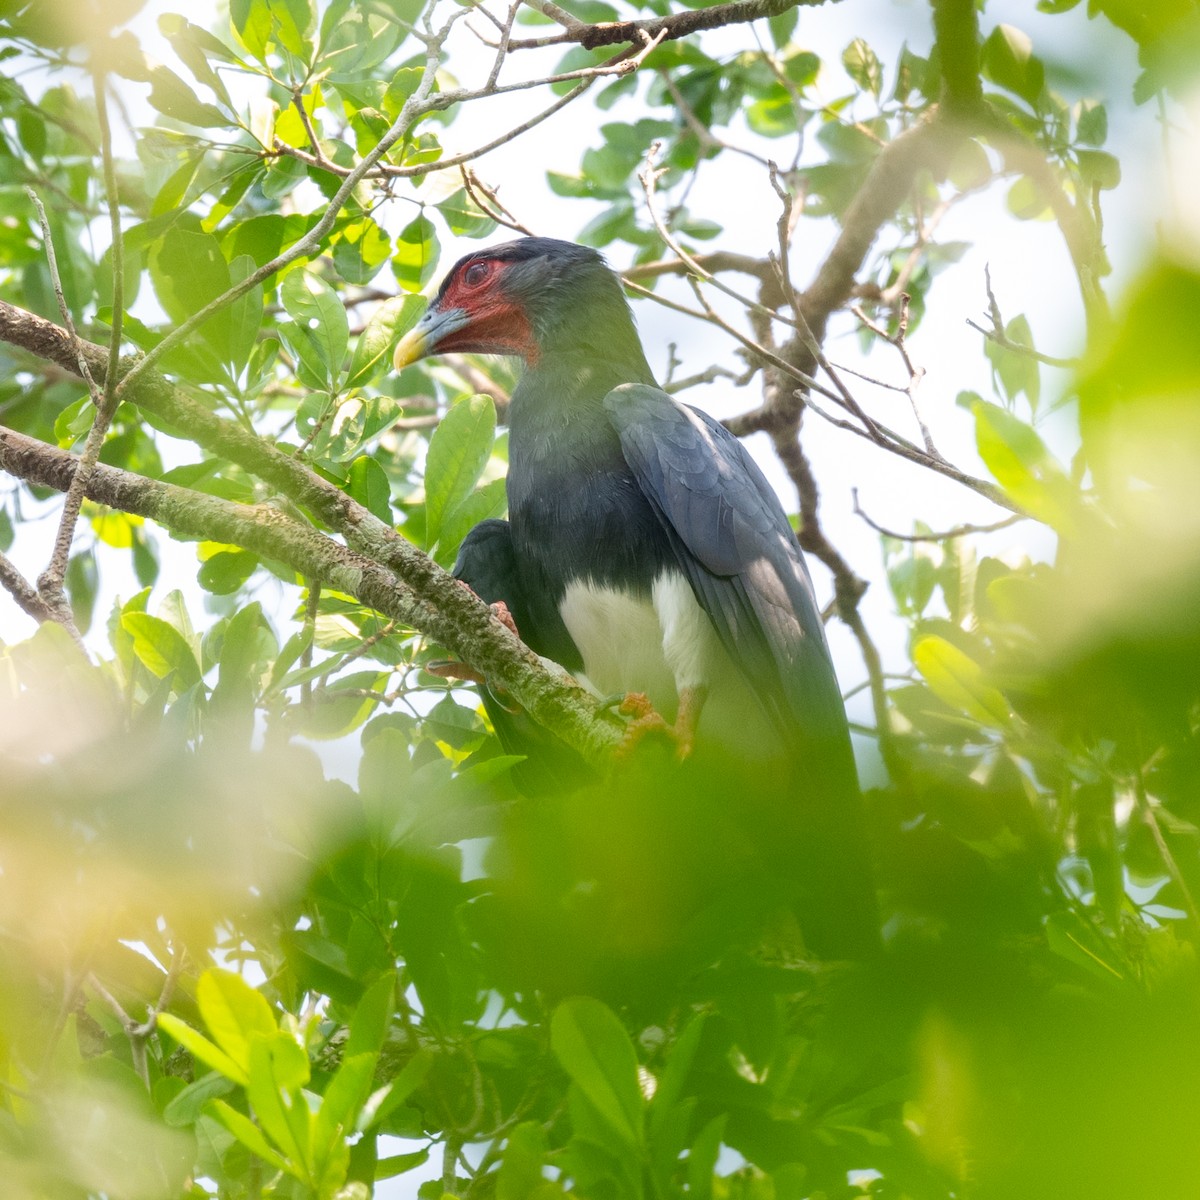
[603,383,849,754]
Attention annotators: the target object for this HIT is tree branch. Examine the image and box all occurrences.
[0,423,624,766]
[508,0,833,51]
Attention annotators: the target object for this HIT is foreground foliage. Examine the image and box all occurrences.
[0,0,1198,1196]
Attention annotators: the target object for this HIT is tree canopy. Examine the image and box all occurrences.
[0,0,1199,1196]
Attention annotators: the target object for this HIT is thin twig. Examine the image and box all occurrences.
[851,295,935,454]
[637,145,809,336]
[800,391,1028,516]
[291,86,327,166]
[0,548,55,622]
[966,266,1081,368]
[460,166,535,236]
[484,0,522,91]
[1135,766,1200,931]
[852,487,1025,541]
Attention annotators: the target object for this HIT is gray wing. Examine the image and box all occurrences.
[614,384,879,958]
[603,382,850,755]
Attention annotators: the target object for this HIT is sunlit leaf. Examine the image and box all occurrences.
[913,635,1011,727]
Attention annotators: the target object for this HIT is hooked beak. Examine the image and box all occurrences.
[393,304,472,369]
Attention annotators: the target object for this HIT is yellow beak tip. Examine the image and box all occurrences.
[392,330,427,371]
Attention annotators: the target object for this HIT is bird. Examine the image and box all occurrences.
[393,237,878,958]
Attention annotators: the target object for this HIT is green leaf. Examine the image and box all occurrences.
[162,1070,236,1127]
[550,996,644,1151]
[158,1014,250,1086]
[312,1053,376,1173]
[301,671,388,739]
[913,635,1011,728]
[347,295,425,389]
[1076,148,1121,190]
[198,549,259,595]
[144,64,228,127]
[54,395,93,446]
[226,254,263,372]
[843,38,882,96]
[1076,101,1108,146]
[1006,175,1051,221]
[158,15,240,104]
[498,1121,548,1200]
[148,225,232,360]
[195,969,278,1078]
[435,476,507,567]
[436,188,497,239]
[982,24,1045,105]
[121,612,202,690]
[346,973,395,1059]
[424,394,496,551]
[361,1050,433,1131]
[392,215,440,293]
[347,455,393,523]
[333,216,392,286]
[281,267,349,388]
[972,399,1076,529]
[246,1034,313,1172]
[211,601,271,724]
[687,1116,725,1200]
[983,312,1040,412]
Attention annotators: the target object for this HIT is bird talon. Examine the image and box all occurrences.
[490,599,519,637]
[611,692,697,762]
[616,691,655,719]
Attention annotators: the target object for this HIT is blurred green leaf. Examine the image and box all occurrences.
[121,612,202,690]
[551,996,644,1151]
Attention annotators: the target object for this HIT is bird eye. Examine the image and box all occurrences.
[463,261,491,287]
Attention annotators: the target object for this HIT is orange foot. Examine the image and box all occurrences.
[614,687,707,762]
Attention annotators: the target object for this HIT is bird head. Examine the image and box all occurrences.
[393,237,646,374]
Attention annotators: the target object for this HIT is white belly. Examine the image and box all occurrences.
[559,571,779,758]
[559,574,688,715]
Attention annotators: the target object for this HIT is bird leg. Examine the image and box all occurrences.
[615,685,708,762]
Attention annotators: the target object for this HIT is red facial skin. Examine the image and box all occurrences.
[433,259,540,365]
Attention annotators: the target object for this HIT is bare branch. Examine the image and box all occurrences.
[852,488,1026,541]
[460,166,535,237]
[966,265,1082,368]
[851,295,935,455]
[507,0,828,51]
[798,111,963,334]
[0,548,55,623]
